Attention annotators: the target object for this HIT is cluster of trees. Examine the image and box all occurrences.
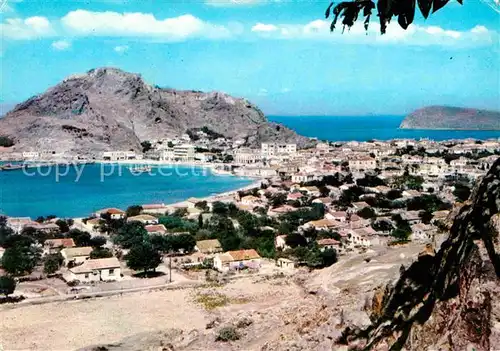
[393,172,424,191]
[0,135,15,147]
[390,214,412,242]
[282,245,338,269]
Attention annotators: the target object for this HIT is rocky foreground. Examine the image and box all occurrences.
[0,67,310,155]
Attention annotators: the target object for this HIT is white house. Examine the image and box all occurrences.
[61,246,93,266]
[411,223,435,242]
[127,214,158,225]
[67,257,121,283]
[275,235,290,250]
[213,249,261,272]
[316,238,342,252]
[95,208,126,220]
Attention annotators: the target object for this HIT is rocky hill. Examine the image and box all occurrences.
[0,68,310,155]
[400,106,500,130]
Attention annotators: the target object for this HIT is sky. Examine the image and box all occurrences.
[0,0,499,116]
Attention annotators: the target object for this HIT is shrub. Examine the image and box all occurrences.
[0,136,15,147]
[216,326,240,342]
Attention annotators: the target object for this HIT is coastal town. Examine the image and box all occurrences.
[1,135,498,299]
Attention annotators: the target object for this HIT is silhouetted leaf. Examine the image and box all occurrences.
[326,0,453,34]
[398,0,416,29]
[325,2,334,18]
[432,0,449,13]
[456,0,462,4]
[417,0,432,18]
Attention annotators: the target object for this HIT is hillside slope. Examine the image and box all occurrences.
[400,106,500,130]
[0,68,310,155]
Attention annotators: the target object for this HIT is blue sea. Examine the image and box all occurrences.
[1,116,499,218]
[0,164,253,218]
[269,115,500,142]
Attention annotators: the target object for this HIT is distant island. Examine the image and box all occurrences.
[400,106,500,130]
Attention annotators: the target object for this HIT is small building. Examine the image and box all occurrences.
[240,195,261,206]
[67,257,121,283]
[275,235,289,250]
[141,204,168,214]
[61,246,93,266]
[95,208,126,220]
[326,211,348,222]
[213,249,261,272]
[411,223,435,242]
[287,192,304,201]
[276,257,295,269]
[44,238,76,255]
[127,214,158,225]
[316,238,341,251]
[145,224,167,235]
[195,239,223,254]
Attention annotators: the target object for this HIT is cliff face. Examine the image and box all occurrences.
[0,67,310,154]
[340,158,500,350]
[400,106,500,130]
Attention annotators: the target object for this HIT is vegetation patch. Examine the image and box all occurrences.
[196,292,230,310]
[216,326,240,342]
[0,135,15,147]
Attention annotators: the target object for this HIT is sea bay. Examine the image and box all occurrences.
[0,163,253,218]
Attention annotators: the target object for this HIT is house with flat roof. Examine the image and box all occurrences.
[195,239,223,254]
[67,257,121,283]
[95,208,126,220]
[127,214,158,225]
[61,246,93,266]
[44,238,75,255]
[213,249,261,272]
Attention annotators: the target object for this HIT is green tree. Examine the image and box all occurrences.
[357,207,376,219]
[1,237,41,276]
[55,219,70,233]
[43,253,63,274]
[170,234,196,253]
[195,201,209,212]
[391,228,411,241]
[0,136,15,147]
[125,242,162,275]
[453,183,471,202]
[284,233,307,248]
[209,215,240,251]
[114,222,147,249]
[141,141,152,153]
[126,205,143,218]
[67,229,92,247]
[212,201,228,215]
[0,276,16,297]
[89,236,107,248]
[90,247,113,259]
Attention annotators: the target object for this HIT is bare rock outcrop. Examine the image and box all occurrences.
[0,67,311,155]
[338,158,500,350]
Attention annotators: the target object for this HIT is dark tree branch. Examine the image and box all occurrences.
[326,0,461,34]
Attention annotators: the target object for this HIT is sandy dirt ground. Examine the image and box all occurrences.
[0,275,301,351]
[0,244,426,351]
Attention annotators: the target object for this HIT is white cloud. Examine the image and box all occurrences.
[114,45,129,53]
[258,88,268,96]
[60,10,231,41]
[251,23,278,32]
[1,16,54,39]
[250,20,497,47]
[51,39,71,50]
